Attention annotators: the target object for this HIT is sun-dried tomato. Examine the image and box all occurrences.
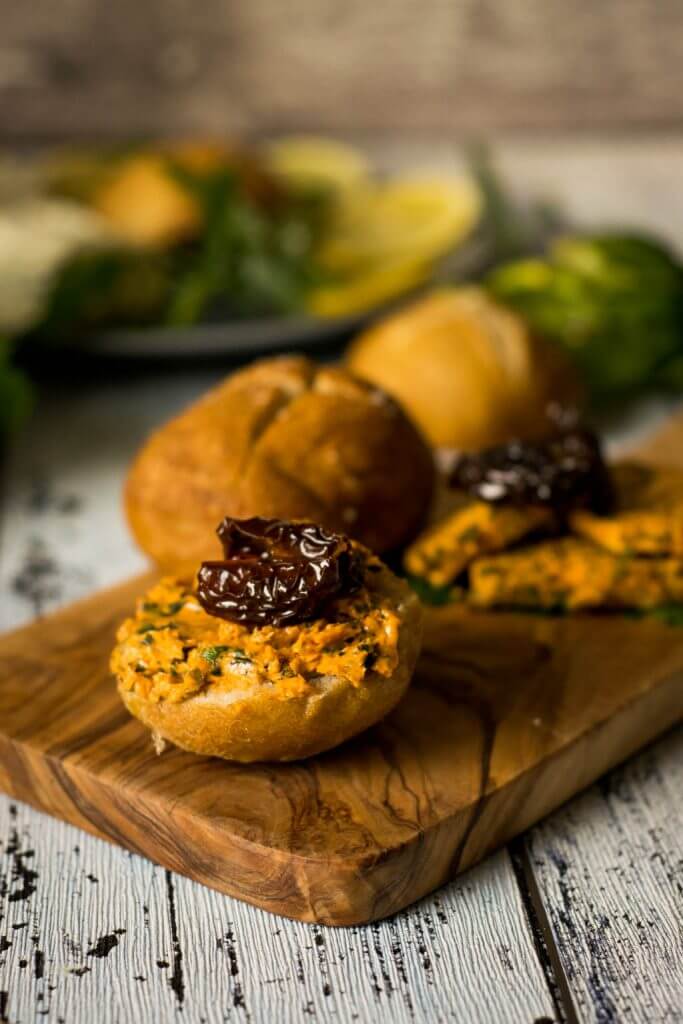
[196,517,364,626]
[450,428,614,514]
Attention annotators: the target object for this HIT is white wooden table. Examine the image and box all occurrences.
[1,141,683,1023]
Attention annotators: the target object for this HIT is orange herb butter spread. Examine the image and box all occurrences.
[571,462,683,556]
[470,537,683,610]
[111,563,401,706]
[404,496,553,587]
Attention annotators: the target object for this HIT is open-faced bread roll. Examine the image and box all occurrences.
[125,356,435,577]
[111,520,423,762]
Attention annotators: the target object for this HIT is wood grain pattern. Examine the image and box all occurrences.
[1,0,683,141]
[0,563,681,926]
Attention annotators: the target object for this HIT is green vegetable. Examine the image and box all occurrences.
[26,247,171,343]
[165,165,329,324]
[0,341,32,436]
[22,163,330,344]
[645,604,683,627]
[407,575,461,607]
[487,233,683,404]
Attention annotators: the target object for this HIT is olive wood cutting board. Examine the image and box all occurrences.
[1,419,682,926]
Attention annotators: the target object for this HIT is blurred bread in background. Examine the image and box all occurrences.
[346,287,579,451]
[53,142,276,248]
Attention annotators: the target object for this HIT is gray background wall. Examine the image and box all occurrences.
[1,0,682,143]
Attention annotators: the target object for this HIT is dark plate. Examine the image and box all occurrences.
[84,221,494,359]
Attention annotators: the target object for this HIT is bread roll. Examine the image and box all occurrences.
[111,549,422,762]
[347,287,579,450]
[125,356,435,575]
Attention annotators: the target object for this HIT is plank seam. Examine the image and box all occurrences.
[507,839,577,1024]
[164,868,186,1010]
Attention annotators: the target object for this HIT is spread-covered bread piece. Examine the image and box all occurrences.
[111,517,423,762]
[404,422,683,618]
[404,426,609,588]
[125,355,435,576]
[404,497,553,588]
[570,462,683,556]
[470,537,683,611]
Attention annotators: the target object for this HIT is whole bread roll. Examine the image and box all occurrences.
[125,356,434,574]
[347,287,579,451]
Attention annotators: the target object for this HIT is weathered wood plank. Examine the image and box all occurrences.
[0,371,214,632]
[0,805,179,1024]
[0,797,556,1023]
[523,728,683,1023]
[2,0,683,140]
[0,375,556,1020]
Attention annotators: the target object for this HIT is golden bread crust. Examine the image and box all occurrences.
[112,557,423,762]
[125,356,434,575]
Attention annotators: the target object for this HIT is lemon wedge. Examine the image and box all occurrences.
[307,256,430,318]
[320,174,482,268]
[307,173,482,317]
[265,137,370,192]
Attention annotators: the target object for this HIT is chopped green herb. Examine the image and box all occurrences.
[201,645,231,668]
[201,645,252,668]
[136,622,158,634]
[142,634,154,647]
[646,604,683,627]
[190,668,205,684]
[142,602,159,613]
[228,648,252,664]
[458,525,482,544]
[162,601,185,615]
[323,642,346,654]
[407,575,455,606]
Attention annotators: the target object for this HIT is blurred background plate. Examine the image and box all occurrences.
[83,217,494,359]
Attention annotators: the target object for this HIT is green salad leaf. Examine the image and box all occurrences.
[165,164,330,324]
[27,247,171,343]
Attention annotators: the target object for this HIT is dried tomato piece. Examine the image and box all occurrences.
[450,428,614,514]
[196,517,364,626]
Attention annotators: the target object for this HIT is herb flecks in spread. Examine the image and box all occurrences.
[404,497,553,588]
[110,551,401,705]
[570,462,683,556]
[197,517,363,626]
[470,538,683,611]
